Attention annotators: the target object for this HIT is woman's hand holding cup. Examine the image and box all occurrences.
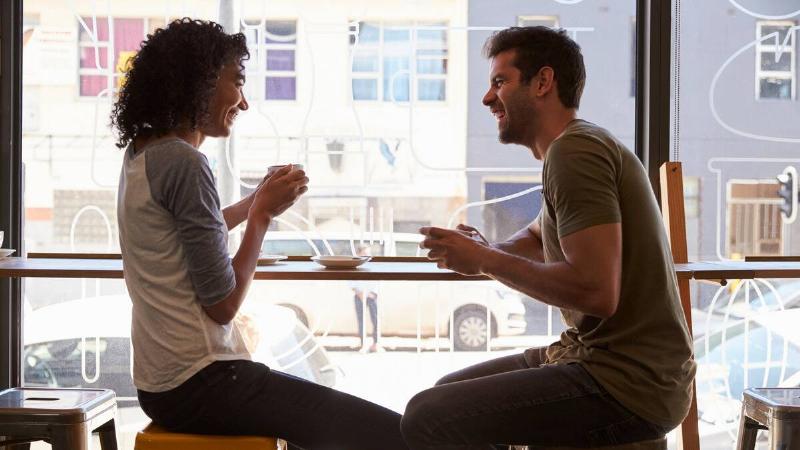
[248,164,309,223]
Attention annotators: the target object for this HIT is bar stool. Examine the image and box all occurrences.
[135,422,283,450]
[0,387,117,449]
[522,436,667,450]
[736,388,800,450]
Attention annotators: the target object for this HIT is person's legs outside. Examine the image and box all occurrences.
[366,294,381,351]
[353,293,367,350]
[401,355,668,450]
[140,360,408,450]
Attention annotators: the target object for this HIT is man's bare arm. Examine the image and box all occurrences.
[481,223,621,318]
[493,220,544,263]
[422,222,621,318]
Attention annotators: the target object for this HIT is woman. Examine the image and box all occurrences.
[113,18,408,450]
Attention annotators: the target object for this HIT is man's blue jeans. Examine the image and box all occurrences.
[401,348,670,449]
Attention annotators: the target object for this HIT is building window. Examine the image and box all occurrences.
[727,181,783,258]
[77,17,160,97]
[349,21,447,102]
[482,179,542,243]
[244,20,297,101]
[756,21,796,100]
[517,16,559,28]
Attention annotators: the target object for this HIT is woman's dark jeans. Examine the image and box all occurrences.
[401,348,671,450]
[138,359,408,450]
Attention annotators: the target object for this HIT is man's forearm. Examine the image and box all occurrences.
[493,228,544,262]
[479,248,612,318]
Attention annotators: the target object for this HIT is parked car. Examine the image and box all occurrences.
[22,295,339,404]
[254,231,528,351]
[693,308,800,446]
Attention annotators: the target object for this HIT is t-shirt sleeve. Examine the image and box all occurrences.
[145,143,236,306]
[544,136,621,239]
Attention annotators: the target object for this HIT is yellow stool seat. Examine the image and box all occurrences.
[135,423,281,450]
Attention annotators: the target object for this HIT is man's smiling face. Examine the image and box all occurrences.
[481,49,538,146]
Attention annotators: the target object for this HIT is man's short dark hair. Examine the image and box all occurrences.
[483,26,586,109]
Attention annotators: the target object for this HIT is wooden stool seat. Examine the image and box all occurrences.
[737,388,800,450]
[0,387,117,449]
[135,422,281,450]
[524,436,667,450]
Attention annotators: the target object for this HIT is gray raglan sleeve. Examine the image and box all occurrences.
[146,143,236,306]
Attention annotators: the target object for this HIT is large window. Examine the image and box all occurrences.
[349,21,448,102]
[17,1,639,448]
[677,3,800,448]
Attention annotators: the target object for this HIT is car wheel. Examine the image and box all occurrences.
[453,307,492,351]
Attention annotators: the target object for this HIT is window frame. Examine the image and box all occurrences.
[516,15,559,28]
[349,20,449,103]
[243,18,298,102]
[76,16,150,99]
[755,20,797,101]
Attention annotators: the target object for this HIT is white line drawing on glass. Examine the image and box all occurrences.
[697,278,790,440]
[446,185,542,228]
[708,157,800,261]
[727,0,800,20]
[70,205,114,383]
[709,26,800,143]
[554,0,586,5]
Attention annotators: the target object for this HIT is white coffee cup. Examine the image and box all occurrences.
[267,164,304,178]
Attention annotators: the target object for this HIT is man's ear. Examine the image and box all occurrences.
[534,66,556,98]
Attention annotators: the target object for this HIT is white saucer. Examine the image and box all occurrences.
[257,254,288,265]
[0,249,15,259]
[311,255,371,269]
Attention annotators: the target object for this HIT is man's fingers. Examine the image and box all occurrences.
[426,249,445,260]
[456,224,477,233]
[419,238,447,250]
[419,226,455,239]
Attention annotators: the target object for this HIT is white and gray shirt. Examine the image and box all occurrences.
[117,138,250,393]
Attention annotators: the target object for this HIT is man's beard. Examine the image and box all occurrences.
[498,108,529,145]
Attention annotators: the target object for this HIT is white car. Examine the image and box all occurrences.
[254,231,528,351]
[22,295,339,403]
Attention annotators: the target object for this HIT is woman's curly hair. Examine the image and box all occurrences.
[111,18,249,148]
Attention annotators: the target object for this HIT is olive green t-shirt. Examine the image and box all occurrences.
[539,119,695,429]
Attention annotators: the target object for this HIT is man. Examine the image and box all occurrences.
[400,26,695,449]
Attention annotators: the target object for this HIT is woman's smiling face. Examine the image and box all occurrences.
[202,62,249,138]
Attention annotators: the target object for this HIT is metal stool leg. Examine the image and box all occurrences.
[97,418,118,450]
[736,405,762,450]
[768,417,800,450]
[49,423,90,450]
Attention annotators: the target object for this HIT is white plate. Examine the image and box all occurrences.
[257,254,288,265]
[311,255,371,269]
[0,249,15,259]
